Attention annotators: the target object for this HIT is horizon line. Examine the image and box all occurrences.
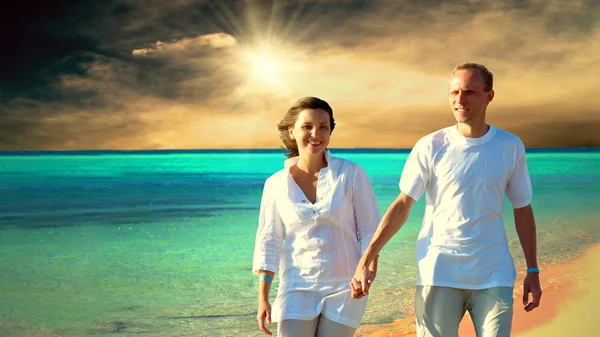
[1,147,599,156]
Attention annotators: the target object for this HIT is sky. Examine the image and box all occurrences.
[2,0,600,150]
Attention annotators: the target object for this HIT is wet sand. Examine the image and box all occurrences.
[357,243,600,337]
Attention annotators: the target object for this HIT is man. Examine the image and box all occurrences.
[351,63,542,337]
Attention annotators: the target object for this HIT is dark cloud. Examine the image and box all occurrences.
[1,0,599,150]
[0,0,100,100]
[509,119,600,148]
[0,109,42,149]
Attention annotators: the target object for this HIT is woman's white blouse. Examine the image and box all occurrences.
[252,150,380,286]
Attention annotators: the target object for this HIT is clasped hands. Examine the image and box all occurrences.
[350,257,378,299]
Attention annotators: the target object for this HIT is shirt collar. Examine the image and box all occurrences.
[284,149,332,170]
[450,124,497,146]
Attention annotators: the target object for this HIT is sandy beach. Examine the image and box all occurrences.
[357,243,600,337]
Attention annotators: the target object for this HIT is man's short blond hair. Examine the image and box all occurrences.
[452,63,493,92]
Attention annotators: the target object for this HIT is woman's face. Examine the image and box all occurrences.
[288,108,331,157]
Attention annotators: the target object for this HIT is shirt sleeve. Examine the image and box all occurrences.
[506,145,532,208]
[352,165,381,255]
[399,139,430,201]
[252,176,285,276]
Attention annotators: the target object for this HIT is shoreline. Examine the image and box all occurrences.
[356,242,600,337]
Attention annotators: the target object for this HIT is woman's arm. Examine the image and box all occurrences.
[257,270,276,336]
[252,177,284,335]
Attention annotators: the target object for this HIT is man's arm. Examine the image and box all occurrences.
[514,204,542,311]
[351,192,416,296]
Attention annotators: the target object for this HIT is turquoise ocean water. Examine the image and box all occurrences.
[1,149,599,337]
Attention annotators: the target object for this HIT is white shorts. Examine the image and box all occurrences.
[272,282,368,329]
[278,315,357,337]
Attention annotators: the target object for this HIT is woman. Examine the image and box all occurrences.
[252,97,380,336]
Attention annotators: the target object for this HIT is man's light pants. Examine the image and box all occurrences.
[415,285,514,337]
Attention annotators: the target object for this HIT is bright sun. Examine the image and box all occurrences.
[242,45,288,87]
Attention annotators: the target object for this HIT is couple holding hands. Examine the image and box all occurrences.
[252,63,542,337]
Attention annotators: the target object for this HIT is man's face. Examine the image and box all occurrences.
[448,69,494,124]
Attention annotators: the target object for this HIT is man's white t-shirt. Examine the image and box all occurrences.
[400,125,532,289]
